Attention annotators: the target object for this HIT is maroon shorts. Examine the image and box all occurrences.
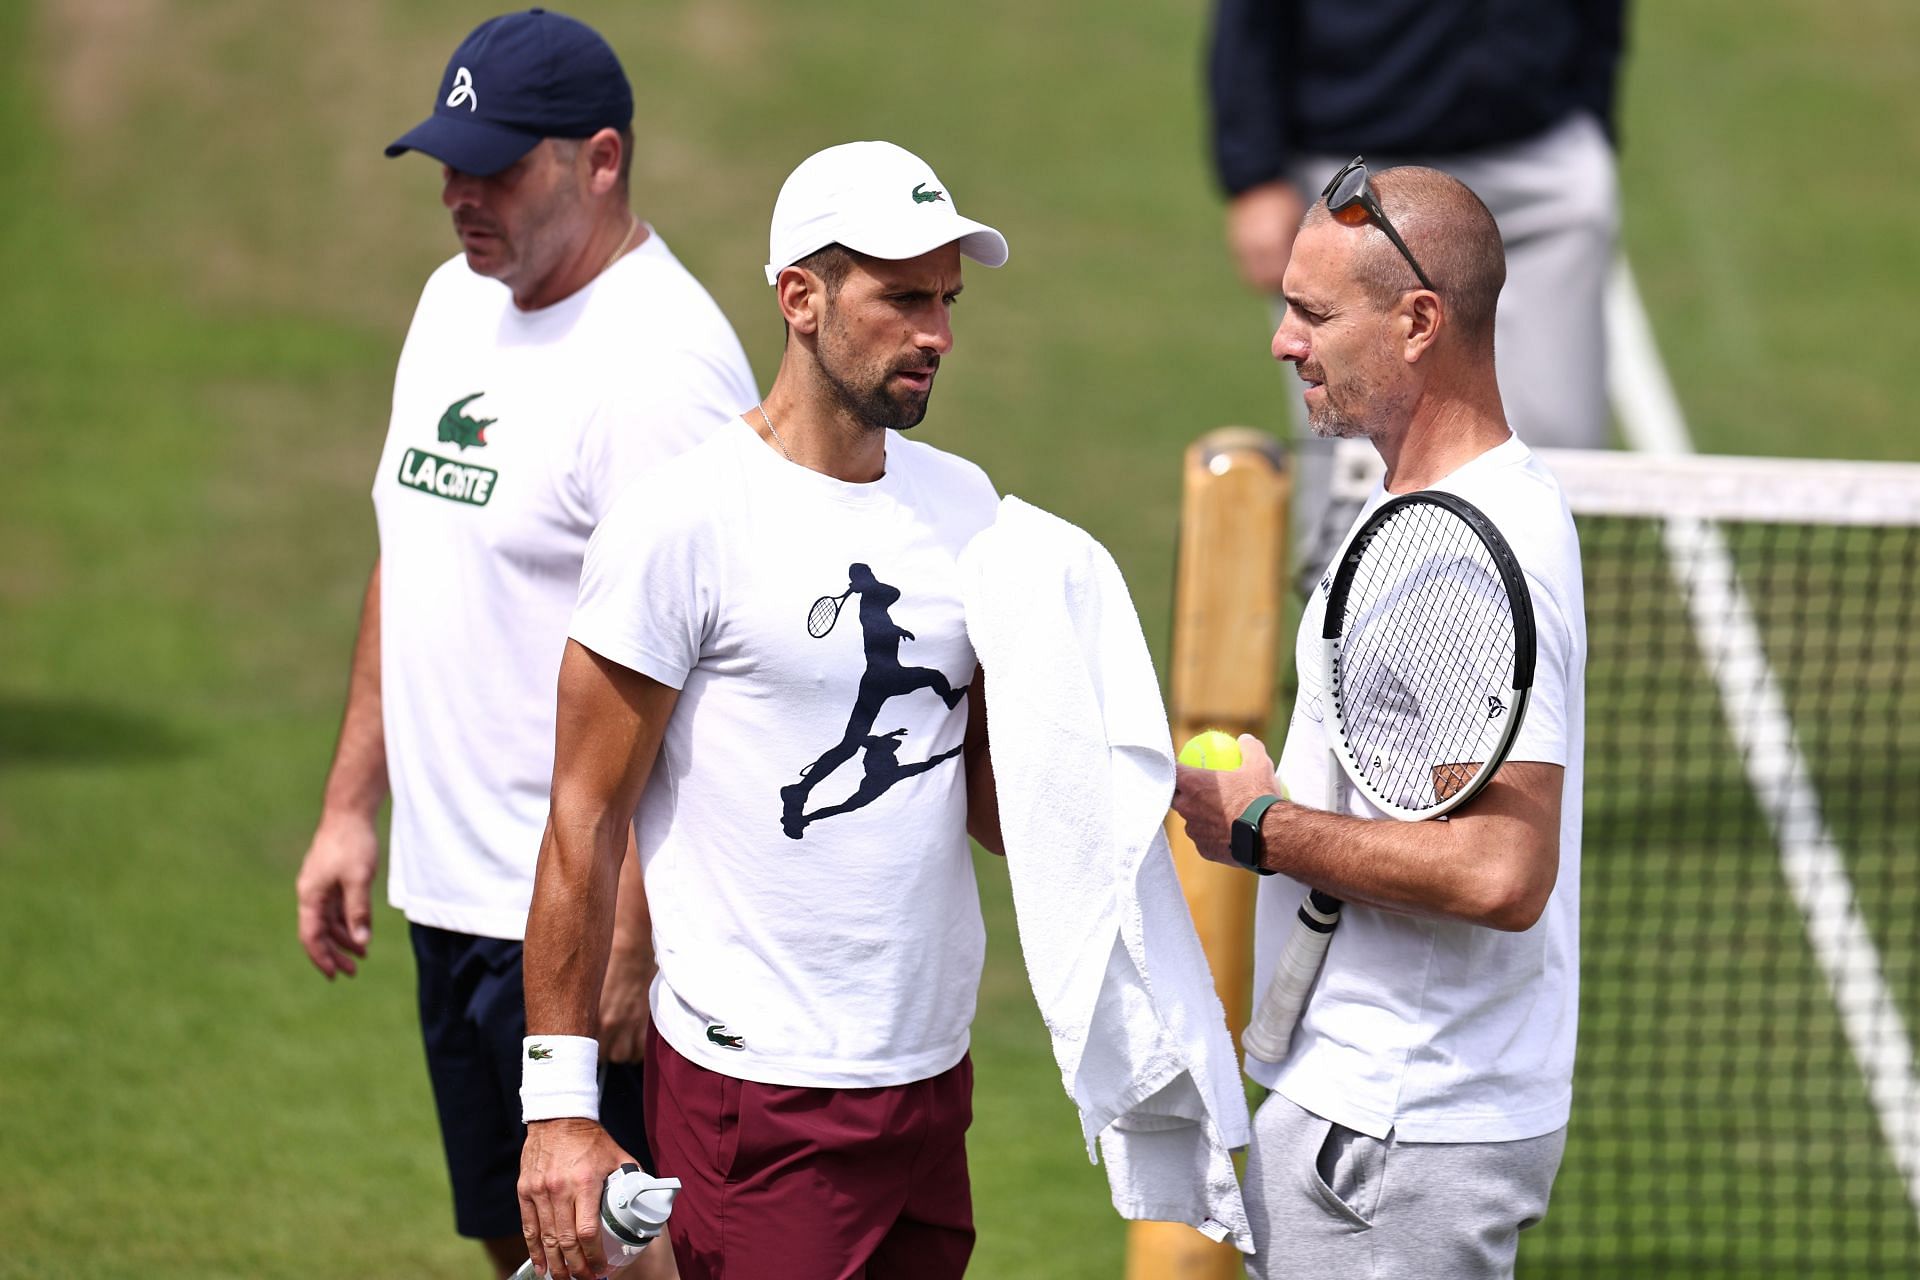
[644,1025,975,1280]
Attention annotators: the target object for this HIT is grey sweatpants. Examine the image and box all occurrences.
[1243,1093,1566,1279]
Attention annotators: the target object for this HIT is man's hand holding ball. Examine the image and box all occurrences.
[1172,731,1284,867]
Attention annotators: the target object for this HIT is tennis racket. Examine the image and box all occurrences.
[806,588,852,638]
[1242,490,1535,1065]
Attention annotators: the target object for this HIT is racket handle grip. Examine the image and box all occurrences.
[1242,892,1342,1066]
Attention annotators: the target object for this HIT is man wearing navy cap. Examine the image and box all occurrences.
[293,10,754,1276]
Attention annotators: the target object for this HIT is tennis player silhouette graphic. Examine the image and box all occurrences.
[781,563,969,839]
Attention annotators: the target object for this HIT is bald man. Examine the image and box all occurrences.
[1173,164,1586,1279]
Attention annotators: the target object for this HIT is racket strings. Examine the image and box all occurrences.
[1335,504,1519,810]
[807,591,847,638]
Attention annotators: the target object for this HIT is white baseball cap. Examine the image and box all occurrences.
[764,141,1010,285]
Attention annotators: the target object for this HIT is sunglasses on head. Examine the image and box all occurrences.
[1321,157,1436,294]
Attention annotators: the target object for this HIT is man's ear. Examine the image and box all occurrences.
[776,266,825,336]
[1399,290,1444,364]
[582,126,623,197]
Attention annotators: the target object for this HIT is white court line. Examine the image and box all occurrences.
[1606,259,1920,1220]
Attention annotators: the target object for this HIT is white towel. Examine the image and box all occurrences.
[959,495,1253,1253]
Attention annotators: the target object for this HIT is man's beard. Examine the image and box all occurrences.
[816,322,937,432]
[1305,392,1377,440]
[450,181,575,288]
[1301,363,1398,441]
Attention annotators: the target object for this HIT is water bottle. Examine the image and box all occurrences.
[510,1162,682,1278]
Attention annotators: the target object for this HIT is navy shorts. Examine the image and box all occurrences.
[410,923,654,1239]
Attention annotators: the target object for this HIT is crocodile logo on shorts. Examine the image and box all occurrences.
[911,182,946,204]
[526,1044,553,1061]
[438,392,495,450]
[705,1023,746,1051]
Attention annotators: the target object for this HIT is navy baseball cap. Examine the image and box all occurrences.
[384,8,633,177]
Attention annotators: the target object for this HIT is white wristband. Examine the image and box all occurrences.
[520,1035,600,1123]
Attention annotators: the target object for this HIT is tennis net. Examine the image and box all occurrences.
[1311,442,1920,1277]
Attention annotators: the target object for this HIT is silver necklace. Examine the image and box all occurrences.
[756,402,794,462]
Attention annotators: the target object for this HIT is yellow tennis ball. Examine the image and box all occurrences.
[1178,730,1243,770]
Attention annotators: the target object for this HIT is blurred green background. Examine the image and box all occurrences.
[1,1,1915,1276]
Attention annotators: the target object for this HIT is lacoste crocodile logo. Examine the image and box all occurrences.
[912,182,946,204]
[705,1023,746,1051]
[438,392,495,450]
[527,1044,553,1060]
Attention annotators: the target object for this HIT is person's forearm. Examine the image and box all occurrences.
[525,643,679,1037]
[1255,804,1503,919]
[320,561,389,821]
[607,826,654,977]
[1208,0,1294,194]
[964,670,1003,855]
[525,806,628,1037]
[1254,765,1562,930]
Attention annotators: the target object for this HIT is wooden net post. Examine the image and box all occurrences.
[1124,428,1289,1279]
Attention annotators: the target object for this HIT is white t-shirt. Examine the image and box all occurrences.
[371,235,757,940]
[569,421,999,1088]
[1252,435,1587,1143]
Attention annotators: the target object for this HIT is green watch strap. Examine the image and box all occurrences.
[1232,794,1283,875]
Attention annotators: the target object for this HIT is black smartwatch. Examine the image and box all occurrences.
[1231,794,1282,875]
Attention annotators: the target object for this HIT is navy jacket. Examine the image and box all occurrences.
[1209,0,1626,196]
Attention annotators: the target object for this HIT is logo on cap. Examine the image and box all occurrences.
[446,66,478,112]
[912,182,946,205]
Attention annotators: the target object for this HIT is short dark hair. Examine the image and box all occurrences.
[1306,167,1506,349]
[792,243,857,297]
